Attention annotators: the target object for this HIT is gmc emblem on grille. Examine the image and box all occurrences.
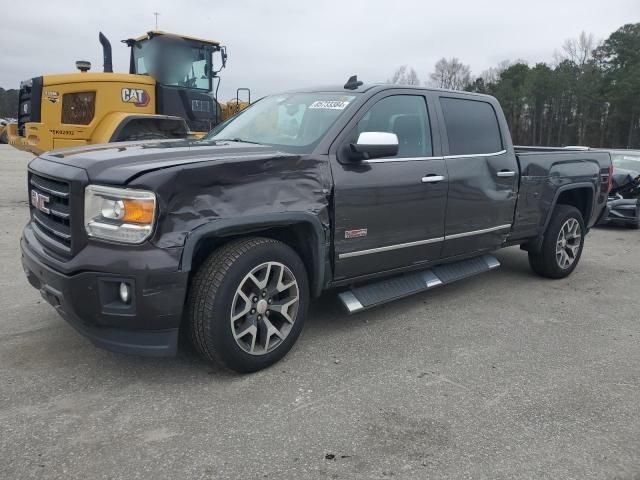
[31,190,50,214]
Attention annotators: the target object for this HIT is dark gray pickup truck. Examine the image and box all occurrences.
[21,79,612,372]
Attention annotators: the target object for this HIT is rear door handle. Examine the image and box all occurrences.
[422,175,446,183]
[497,170,516,178]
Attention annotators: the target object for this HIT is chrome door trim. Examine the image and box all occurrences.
[363,155,444,164]
[444,224,512,240]
[338,223,512,259]
[338,236,445,259]
[496,170,516,178]
[361,149,507,164]
[443,149,507,159]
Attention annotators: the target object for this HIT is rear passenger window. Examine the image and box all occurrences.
[440,97,503,156]
[355,95,432,157]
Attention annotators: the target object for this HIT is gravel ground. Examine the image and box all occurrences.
[1,144,639,479]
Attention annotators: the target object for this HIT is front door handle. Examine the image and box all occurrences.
[422,174,446,183]
[497,170,516,178]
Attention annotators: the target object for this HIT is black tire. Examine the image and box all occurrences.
[626,222,640,230]
[186,237,309,373]
[528,205,585,279]
[118,123,171,142]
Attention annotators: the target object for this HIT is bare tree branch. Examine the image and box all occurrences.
[388,65,421,85]
[428,57,472,90]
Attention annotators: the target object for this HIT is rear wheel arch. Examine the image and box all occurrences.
[555,186,594,225]
[545,184,594,234]
[523,183,595,253]
[181,215,329,298]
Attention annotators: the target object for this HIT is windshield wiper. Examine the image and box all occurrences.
[215,138,263,145]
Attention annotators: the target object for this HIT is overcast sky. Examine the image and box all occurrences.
[2,0,638,100]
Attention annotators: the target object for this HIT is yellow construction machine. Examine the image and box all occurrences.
[6,31,250,155]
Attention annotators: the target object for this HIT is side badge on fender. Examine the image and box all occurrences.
[345,228,368,239]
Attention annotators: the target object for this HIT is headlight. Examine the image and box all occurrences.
[84,185,156,244]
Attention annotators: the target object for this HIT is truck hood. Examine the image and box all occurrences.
[38,139,294,184]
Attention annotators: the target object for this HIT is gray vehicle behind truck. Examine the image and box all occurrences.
[21,78,612,372]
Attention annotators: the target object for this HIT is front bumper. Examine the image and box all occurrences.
[21,224,189,357]
[6,122,42,155]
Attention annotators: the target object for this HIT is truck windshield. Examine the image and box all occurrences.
[206,93,358,150]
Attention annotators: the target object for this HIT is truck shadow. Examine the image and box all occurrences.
[142,247,536,377]
[593,223,639,231]
[6,247,537,382]
[303,247,534,332]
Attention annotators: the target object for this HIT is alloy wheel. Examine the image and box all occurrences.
[230,261,299,355]
[556,218,582,269]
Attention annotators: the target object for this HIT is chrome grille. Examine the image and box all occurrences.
[29,173,72,253]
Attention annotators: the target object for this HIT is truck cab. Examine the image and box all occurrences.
[124,31,228,132]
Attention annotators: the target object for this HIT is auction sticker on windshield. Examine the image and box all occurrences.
[309,100,351,110]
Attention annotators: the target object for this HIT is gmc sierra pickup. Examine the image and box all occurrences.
[21,78,612,372]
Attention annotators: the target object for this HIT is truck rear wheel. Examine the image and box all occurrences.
[186,237,309,373]
[528,205,585,279]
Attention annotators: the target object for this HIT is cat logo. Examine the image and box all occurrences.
[121,88,150,107]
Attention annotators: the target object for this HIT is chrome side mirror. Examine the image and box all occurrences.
[350,131,399,160]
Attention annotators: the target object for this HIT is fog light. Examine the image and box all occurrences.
[119,282,130,304]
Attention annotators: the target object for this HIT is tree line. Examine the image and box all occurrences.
[0,88,18,119]
[388,23,640,149]
[2,22,638,148]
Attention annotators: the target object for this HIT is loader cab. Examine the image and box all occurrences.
[124,31,227,131]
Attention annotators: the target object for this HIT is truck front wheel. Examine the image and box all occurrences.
[528,205,585,279]
[186,237,309,373]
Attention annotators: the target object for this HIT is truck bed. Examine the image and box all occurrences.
[509,147,611,243]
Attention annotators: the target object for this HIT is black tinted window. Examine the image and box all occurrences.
[440,97,502,155]
[355,95,432,157]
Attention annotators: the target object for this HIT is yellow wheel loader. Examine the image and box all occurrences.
[7,31,250,155]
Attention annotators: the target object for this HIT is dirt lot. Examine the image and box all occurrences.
[1,144,639,479]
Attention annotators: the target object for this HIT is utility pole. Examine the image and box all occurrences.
[153,12,160,30]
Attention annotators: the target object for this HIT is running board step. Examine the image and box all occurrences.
[338,254,500,314]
